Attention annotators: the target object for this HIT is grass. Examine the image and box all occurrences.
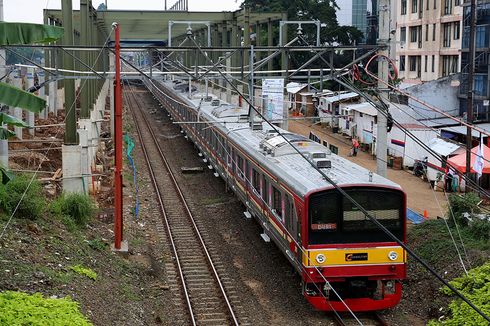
[409,219,490,267]
[50,193,96,229]
[0,174,45,221]
[200,196,228,206]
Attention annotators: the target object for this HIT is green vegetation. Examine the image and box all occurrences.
[50,193,96,229]
[86,238,108,251]
[409,220,490,266]
[0,174,45,220]
[70,265,97,281]
[428,262,490,326]
[0,291,92,326]
[447,193,481,226]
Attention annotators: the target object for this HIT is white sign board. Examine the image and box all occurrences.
[262,78,285,122]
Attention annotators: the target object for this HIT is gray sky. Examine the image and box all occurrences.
[3,0,243,23]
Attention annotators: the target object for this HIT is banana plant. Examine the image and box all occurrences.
[0,22,64,183]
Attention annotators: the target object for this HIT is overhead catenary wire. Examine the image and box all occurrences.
[141,79,363,325]
[120,37,489,322]
[186,35,490,322]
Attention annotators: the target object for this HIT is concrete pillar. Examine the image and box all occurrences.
[220,23,227,89]
[62,144,83,192]
[255,21,261,64]
[12,69,23,140]
[26,68,35,135]
[80,0,90,119]
[79,128,90,194]
[62,0,77,145]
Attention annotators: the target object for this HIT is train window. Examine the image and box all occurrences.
[237,155,244,179]
[232,148,236,173]
[272,186,283,218]
[285,195,293,230]
[227,145,232,166]
[262,177,269,205]
[308,188,404,244]
[252,169,260,194]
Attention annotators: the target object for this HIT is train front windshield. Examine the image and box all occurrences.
[308,188,404,245]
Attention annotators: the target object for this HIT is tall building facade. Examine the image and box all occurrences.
[459,0,490,121]
[352,0,369,39]
[396,0,462,82]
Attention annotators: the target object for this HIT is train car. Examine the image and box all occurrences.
[143,77,407,312]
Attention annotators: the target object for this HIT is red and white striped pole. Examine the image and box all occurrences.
[113,22,123,250]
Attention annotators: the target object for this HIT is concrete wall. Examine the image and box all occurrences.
[404,73,461,119]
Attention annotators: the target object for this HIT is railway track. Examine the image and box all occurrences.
[125,84,244,325]
[332,311,389,326]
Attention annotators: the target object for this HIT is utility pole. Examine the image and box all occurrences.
[465,0,477,191]
[0,0,7,169]
[113,22,124,251]
[376,0,390,177]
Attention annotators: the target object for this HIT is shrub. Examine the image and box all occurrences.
[0,291,92,326]
[50,192,96,228]
[428,262,490,325]
[468,219,490,241]
[447,193,481,226]
[0,174,44,220]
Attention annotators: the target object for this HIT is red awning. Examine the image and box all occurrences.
[447,144,490,174]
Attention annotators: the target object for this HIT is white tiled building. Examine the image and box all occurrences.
[396,0,462,83]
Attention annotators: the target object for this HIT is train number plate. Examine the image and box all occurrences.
[345,253,368,261]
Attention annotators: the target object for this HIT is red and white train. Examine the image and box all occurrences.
[144,78,407,312]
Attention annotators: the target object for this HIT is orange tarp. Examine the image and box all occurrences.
[447,144,490,174]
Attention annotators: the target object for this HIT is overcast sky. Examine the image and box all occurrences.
[3,0,243,23]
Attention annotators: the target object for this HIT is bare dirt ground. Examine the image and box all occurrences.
[288,120,448,219]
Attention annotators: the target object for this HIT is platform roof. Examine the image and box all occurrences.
[43,8,284,44]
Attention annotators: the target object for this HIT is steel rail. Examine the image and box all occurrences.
[124,89,197,325]
[126,85,240,326]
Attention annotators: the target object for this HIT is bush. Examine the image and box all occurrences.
[70,265,97,280]
[447,193,481,226]
[468,219,490,241]
[428,262,490,325]
[0,174,44,220]
[50,193,96,228]
[0,291,92,325]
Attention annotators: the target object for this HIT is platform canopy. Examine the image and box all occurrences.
[448,144,490,174]
[43,8,285,45]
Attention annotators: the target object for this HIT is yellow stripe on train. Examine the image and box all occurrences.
[303,246,406,267]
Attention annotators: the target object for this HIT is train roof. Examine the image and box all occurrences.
[159,80,402,197]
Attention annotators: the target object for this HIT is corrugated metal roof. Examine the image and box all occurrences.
[441,124,490,138]
[428,138,463,156]
[345,102,378,116]
[324,92,359,103]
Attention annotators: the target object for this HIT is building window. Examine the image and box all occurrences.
[432,55,435,72]
[434,0,437,9]
[455,0,460,6]
[401,0,407,14]
[433,24,436,41]
[409,56,417,71]
[425,24,429,41]
[474,75,487,96]
[426,0,429,10]
[442,55,458,76]
[444,0,452,15]
[476,25,489,48]
[410,26,418,42]
[412,0,418,13]
[419,0,424,17]
[443,23,452,47]
[399,55,406,72]
[425,55,428,72]
[453,22,460,39]
[400,27,407,43]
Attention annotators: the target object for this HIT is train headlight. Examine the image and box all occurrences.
[316,254,326,264]
[388,251,398,261]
